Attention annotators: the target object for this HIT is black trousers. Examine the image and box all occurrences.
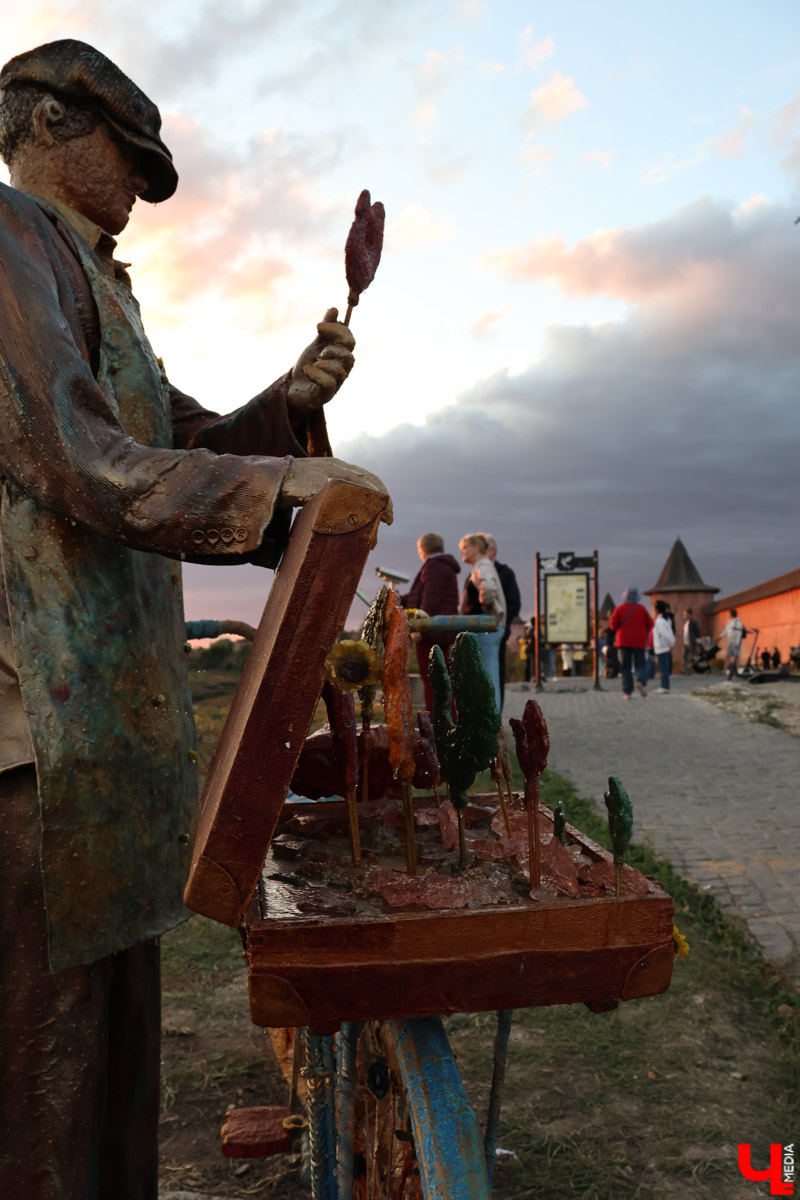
[499,632,510,707]
[0,765,161,1200]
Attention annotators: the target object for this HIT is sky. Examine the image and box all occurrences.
[4,1,800,627]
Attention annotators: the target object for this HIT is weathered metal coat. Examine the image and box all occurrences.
[0,182,324,971]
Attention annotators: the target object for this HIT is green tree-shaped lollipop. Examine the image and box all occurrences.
[604,775,634,897]
[429,634,500,867]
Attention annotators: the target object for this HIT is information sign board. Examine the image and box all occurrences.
[544,573,589,644]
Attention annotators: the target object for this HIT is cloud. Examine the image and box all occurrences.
[711,107,757,159]
[174,199,800,629]
[416,102,439,127]
[120,115,344,328]
[774,88,800,187]
[420,142,475,187]
[581,149,614,170]
[524,72,587,126]
[450,1,488,22]
[483,197,769,302]
[517,27,555,72]
[639,149,704,186]
[518,143,556,172]
[326,198,800,616]
[470,307,511,339]
[387,202,458,249]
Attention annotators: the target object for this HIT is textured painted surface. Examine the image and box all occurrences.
[389,1018,490,1199]
[0,185,308,968]
[383,590,415,783]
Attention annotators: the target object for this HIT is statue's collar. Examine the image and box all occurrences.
[26,192,129,278]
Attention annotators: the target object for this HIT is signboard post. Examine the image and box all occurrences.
[533,549,601,691]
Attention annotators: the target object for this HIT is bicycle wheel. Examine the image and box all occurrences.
[346,1017,490,1200]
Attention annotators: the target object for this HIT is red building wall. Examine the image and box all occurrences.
[705,568,800,663]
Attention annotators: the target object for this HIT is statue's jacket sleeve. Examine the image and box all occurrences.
[0,183,316,970]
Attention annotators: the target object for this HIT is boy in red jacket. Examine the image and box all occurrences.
[609,587,655,699]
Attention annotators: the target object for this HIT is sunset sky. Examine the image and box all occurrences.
[4,2,800,626]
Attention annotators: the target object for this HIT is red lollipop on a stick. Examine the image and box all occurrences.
[344,189,385,326]
[509,700,551,887]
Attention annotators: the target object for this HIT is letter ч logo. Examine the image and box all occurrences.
[738,1144,795,1196]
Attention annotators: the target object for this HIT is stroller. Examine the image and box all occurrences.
[689,636,720,674]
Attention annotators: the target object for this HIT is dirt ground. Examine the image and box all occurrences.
[694,677,800,737]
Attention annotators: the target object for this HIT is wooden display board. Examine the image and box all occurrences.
[184,478,388,927]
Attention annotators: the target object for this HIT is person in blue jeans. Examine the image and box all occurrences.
[652,599,676,693]
[609,587,654,699]
[458,533,506,710]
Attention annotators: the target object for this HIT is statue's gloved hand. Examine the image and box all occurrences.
[287,307,355,419]
[279,457,393,525]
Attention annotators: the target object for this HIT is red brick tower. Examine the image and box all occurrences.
[645,538,719,670]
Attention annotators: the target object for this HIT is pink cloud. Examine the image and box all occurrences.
[483,198,755,303]
[712,107,756,159]
[524,72,587,125]
[119,114,342,327]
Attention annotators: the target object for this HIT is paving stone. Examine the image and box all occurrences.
[504,674,800,981]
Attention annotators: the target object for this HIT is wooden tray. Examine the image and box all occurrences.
[243,797,674,1034]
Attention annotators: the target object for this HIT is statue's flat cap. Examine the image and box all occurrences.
[0,39,177,202]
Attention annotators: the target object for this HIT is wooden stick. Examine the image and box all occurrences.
[344,301,355,327]
[401,781,417,876]
[490,758,512,836]
[527,776,541,887]
[345,786,361,865]
[456,807,466,872]
[359,724,371,808]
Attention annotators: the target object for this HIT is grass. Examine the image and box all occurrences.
[445,767,800,1199]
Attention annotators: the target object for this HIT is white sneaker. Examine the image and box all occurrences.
[655,687,669,694]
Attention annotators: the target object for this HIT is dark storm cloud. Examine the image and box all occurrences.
[339,197,800,617]
[180,195,800,629]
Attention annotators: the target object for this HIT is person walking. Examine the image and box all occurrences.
[399,532,460,711]
[458,533,506,710]
[653,599,676,693]
[609,587,654,699]
[719,608,747,679]
[682,609,700,672]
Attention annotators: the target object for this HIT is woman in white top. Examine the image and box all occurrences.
[719,608,747,678]
[652,599,676,692]
[458,533,506,710]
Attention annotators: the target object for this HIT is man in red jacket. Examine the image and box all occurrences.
[609,587,654,699]
[400,532,461,710]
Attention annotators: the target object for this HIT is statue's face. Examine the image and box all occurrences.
[51,122,148,235]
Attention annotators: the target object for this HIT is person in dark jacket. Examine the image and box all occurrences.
[480,534,521,707]
[400,532,460,710]
[609,587,654,699]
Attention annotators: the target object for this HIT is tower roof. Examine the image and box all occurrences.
[645,538,718,595]
[599,592,615,617]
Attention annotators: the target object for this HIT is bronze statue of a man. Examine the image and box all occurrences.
[0,39,388,1196]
